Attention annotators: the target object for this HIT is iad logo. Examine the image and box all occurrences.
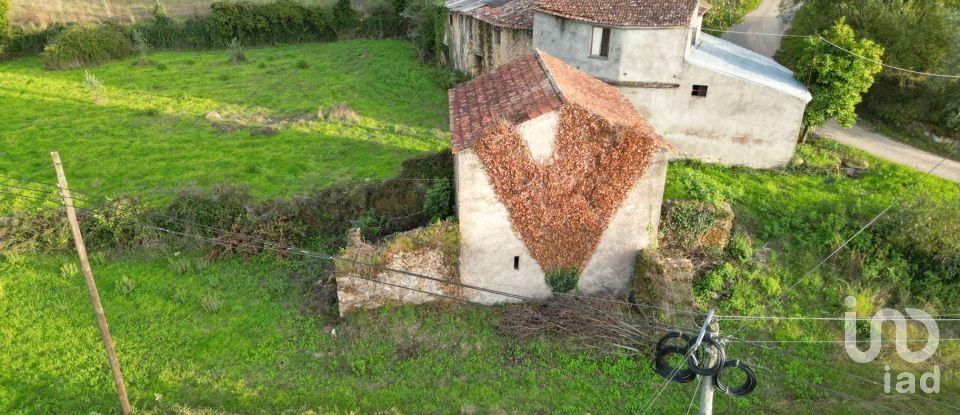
[843,296,940,394]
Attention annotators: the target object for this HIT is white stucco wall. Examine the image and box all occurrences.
[532,12,688,84]
[618,63,808,168]
[455,113,669,304]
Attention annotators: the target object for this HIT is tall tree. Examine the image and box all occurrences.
[795,18,884,138]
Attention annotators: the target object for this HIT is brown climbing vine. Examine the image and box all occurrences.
[473,104,664,272]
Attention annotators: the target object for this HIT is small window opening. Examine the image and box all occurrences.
[591,27,611,58]
[493,29,501,46]
[692,85,709,97]
[513,256,520,270]
[474,53,483,69]
[449,14,453,26]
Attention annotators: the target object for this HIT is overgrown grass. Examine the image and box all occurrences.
[0,39,450,204]
[4,138,959,414]
[0,251,706,414]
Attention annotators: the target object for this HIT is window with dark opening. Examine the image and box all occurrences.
[514,256,520,270]
[474,53,483,69]
[449,15,453,26]
[692,85,709,97]
[493,29,501,46]
[591,27,611,58]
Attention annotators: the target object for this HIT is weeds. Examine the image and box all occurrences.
[60,262,79,279]
[200,292,224,313]
[83,71,105,104]
[228,37,246,63]
[116,275,135,295]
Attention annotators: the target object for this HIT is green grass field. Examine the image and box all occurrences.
[3,140,959,414]
[2,36,960,414]
[0,39,449,205]
[8,0,344,28]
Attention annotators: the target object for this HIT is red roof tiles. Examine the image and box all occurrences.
[534,0,699,27]
[449,51,647,152]
[471,0,536,30]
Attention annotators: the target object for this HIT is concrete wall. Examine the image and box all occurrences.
[446,13,533,76]
[455,112,669,304]
[532,12,687,84]
[618,63,808,168]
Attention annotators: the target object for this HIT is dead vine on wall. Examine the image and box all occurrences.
[473,104,662,272]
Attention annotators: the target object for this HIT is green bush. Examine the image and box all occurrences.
[42,24,131,69]
[0,0,9,37]
[728,233,753,262]
[673,168,739,206]
[351,210,386,241]
[694,263,736,304]
[81,196,145,249]
[546,267,579,293]
[423,178,453,222]
[333,0,358,32]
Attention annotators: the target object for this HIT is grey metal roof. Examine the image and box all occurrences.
[687,34,812,102]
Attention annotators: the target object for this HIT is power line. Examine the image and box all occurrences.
[728,334,960,412]
[701,28,960,79]
[819,37,960,79]
[727,156,950,339]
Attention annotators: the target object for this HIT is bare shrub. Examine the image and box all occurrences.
[83,71,105,104]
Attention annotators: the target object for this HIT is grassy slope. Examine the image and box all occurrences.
[3,142,959,414]
[0,253,692,415]
[8,0,339,28]
[0,39,449,205]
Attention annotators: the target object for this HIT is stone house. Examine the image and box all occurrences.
[449,51,669,304]
[446,0,812,168]
[445,0,535,75]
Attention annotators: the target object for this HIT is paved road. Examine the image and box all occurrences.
[720,0,787,58]
[722,0,960,183]
[819,121,960,183]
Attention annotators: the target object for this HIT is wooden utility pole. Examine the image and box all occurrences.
[51,152,131,415]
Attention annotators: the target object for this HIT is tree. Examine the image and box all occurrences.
[795,18,884,139]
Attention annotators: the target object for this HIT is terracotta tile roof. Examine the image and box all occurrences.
[446,0,535,30]
[449,51,647,152]
[473,0,535,29]
[534,0,699,27]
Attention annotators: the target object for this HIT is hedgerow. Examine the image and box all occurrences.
[42,24,131,69]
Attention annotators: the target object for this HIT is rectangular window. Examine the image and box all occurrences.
[449,15,453,26]
[514,256,520,270]
[591,27,611,58]
[493,29,501,46]
[692,85,709,97]
[474,53,483,69]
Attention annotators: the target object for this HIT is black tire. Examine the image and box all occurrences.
[684,336,726,377]
[713,359,757,396]
[654,345,697,384]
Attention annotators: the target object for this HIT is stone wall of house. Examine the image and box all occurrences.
[335,224,460,316]
[455,112,670,304]
[447,13,533,76]
[618,62,809,168]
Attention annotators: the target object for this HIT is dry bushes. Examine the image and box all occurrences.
[473,104,664,272]
[321,103,361,124]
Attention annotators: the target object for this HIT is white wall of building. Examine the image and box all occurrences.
[532,11,688,84]
[455,112,669,304]
[618,63,808,168]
